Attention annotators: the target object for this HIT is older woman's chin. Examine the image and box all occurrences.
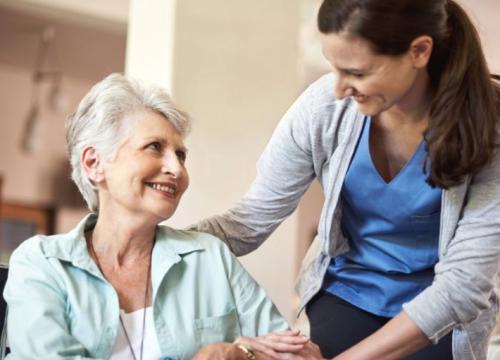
[153,203,182,222]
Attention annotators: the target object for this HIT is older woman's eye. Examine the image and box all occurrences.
[176,150,187,162]
[147,142,162,152]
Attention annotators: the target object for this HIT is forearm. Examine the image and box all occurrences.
[191,209,272,256]
[191,177,309,256]
[334,311,430,360]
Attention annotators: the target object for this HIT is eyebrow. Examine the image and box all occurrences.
[336,66,365,74]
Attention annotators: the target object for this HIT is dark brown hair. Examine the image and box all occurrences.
[318,0,500,188]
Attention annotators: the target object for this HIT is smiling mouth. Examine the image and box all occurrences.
[145,182,177,196]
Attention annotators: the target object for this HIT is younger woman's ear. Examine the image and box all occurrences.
[409,35,433,68]
[81,147,104,184]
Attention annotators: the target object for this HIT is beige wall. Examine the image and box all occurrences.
[458,0,500,73]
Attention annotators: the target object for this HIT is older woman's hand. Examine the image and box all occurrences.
[235,330,321,359]
[192,342,277,360]
[192,342,243,360]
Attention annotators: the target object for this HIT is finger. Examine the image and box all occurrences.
[258,338,307,353]
[263,334,309,345]
[309,340,321,351]
[269,329,302,336]
[258,334,309,351]
[235,337,284,360]
[261,342,305,353]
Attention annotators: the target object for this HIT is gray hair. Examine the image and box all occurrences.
[66,73,191,212]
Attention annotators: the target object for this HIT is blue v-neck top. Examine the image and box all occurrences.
[323,117,442,317]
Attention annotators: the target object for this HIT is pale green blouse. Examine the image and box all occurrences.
[4,214,287,359]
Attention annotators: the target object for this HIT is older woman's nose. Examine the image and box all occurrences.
[161,153,183,177]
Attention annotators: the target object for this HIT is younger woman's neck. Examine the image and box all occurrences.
[381,68,434,127]
[380,104,430,128]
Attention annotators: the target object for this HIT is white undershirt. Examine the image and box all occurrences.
[110,307,162,360]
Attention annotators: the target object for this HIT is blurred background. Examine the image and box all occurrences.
[0,0,499,325]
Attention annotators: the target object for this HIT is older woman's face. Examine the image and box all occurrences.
[100,109,189,222]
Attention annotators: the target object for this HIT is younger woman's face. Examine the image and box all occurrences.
[321,32,427,116]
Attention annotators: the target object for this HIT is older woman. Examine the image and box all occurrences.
[3,74,312,360]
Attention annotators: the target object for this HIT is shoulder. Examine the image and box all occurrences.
[305,72,335,100]
[269,73,359,154]
[11,214,94,264]
[470,131,500,184]
[10,233,67,262]
[156,226,234,258]
[452,134,500,223]
[284,73,361,145]
[10,221,85,267]
[155,226,242,282]
[6,234,72,299]
[302,72,356,115]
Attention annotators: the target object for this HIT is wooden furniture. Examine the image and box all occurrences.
[0,201,55,262]
[1,202,55,235]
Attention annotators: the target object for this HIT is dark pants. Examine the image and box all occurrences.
[306,291,453,359]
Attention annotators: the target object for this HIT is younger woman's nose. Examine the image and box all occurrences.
[334,76,354,100]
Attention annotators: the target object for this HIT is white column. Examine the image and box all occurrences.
[125,0,177,91]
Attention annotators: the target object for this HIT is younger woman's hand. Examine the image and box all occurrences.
[256,329,310,353]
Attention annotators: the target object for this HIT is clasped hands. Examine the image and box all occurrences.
[193,329,323,360]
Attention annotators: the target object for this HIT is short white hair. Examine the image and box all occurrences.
[66,73,191,212]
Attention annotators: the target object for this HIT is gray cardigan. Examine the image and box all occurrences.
[194,73,500,359]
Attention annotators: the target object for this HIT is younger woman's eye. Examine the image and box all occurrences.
[350,72,364,78]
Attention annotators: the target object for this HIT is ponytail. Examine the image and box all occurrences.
[425,0,500,188]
